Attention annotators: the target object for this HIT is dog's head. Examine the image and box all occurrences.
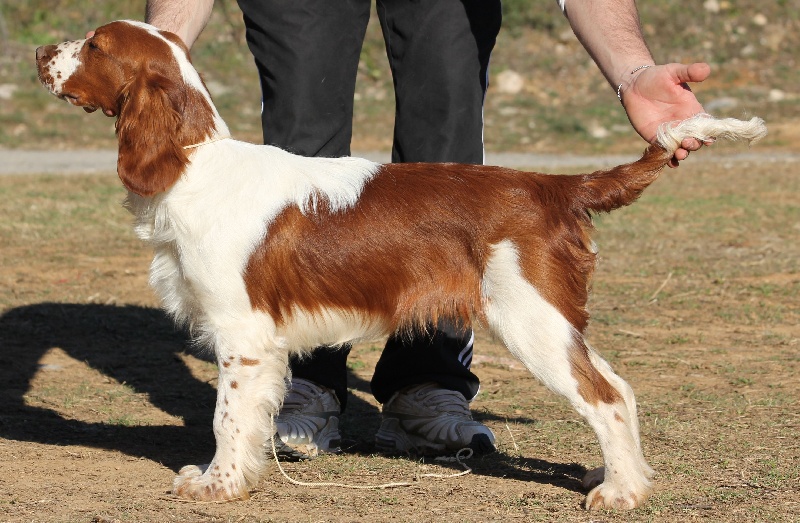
[35,20,224,196]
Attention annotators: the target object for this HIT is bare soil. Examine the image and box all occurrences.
[0,153,798,522]
[3,1,799,520]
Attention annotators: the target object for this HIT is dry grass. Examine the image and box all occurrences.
[0,155,798,522]
[3,0,800,153]
[2,2,799,520]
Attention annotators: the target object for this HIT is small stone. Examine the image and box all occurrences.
[0,84,18,100]
[768,89,786,102]
[494,70,525,95]
[588,123,610,139]
[740,44,756,57]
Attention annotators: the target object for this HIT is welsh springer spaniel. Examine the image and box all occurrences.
[36,20,766,508]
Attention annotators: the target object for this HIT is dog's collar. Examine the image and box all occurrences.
[183,135,231,150]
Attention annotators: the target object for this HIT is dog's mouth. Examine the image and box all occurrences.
[59,92,98,113]
[60,92,81,105]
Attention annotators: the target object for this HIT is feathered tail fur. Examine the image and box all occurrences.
[574,114,767,214]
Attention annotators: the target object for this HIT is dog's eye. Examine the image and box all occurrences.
[87,40,100,51]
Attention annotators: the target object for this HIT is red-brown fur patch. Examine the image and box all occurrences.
[243,155,666,335]
[569,336,623,405]
[52,21,216,196]
[244,150,668,409]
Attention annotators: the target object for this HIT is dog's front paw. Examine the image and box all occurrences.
[172,464,249,502]
[584,478,651,510]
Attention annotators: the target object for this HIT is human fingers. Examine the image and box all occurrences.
[681,137,701,151]
[667,147,688,168]
[671,62,711,85]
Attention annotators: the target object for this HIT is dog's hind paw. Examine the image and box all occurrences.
[584,479,651,510]
[172,463,249,502]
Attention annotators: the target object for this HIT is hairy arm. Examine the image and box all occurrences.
[561,0,710,166]
[145,0,215,48]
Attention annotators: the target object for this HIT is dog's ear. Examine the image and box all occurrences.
[115,68,189,197]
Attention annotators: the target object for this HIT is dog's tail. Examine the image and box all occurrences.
[574,114,767,213]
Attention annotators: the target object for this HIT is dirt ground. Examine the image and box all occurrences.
[0,154,798,522]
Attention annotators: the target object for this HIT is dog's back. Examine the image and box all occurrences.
[244,115,766,342]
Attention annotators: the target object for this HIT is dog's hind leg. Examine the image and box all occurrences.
[577,340,655,487]
[481,240,652,510]
[172,317,289,501]
[566,337,655,509]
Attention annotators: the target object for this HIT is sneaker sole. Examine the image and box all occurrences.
[273,417,342,461]
[374,418,496,456]
[273,436,342,461]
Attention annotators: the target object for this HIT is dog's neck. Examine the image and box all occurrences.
[183,135,232,150]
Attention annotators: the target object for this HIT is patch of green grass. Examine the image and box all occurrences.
[103,383,138,403]
[346,359,366,371]
[6,0,800,153]
[0,175,134,260]
[667,334,690,345]
[105,414,140,427]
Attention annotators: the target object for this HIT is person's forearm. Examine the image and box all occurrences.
[561,0,654,92]
[145,0,214,47]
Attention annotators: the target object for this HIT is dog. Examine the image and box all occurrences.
[36,20,765,508]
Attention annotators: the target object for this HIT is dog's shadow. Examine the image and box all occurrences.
[0,302,585,492]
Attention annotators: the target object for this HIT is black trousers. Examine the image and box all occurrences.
[236,0,502,409]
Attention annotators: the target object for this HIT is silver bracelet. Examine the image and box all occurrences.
[616,64,654,102]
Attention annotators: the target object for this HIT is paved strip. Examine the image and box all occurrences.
[1,148,796,176]
[0,149,119,175]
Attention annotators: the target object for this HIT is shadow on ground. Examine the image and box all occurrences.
[0,302,586,493]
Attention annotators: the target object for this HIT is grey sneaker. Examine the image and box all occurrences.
[375,382,496,455]
[273,378,342,460]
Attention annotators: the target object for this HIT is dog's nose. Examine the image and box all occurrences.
[36,45,56,61]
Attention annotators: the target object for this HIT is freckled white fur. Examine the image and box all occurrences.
[481,240,652,508]
[128,138,380,497]
[45,39,85,96]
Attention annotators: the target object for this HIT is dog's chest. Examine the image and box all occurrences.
[128,186,272,324]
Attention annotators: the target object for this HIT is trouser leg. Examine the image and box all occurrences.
[376,0,501,164]
[237,0,371,157]
[370,0,502,403]
[237,0,372,409]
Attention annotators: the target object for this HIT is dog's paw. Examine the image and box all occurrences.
[643,462,656,480]
[584,479,650,510]
[172,464,249,502]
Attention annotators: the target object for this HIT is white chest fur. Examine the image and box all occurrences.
[124,139,380,348]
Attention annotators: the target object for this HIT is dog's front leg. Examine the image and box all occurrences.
[172,347,288,501]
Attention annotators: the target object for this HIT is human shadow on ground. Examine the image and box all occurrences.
[0,302,585,493]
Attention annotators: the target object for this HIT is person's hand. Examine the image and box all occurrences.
[621,62,711,167]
